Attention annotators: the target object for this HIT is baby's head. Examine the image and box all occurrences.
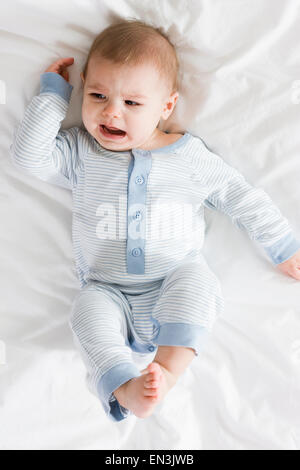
[80,19,179,151]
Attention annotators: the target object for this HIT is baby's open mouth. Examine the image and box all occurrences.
[100,125,126,136]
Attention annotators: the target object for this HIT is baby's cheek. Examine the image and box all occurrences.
[81,105,87,122]
[81,105,94,129]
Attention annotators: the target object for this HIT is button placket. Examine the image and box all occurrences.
[126,150,152,275]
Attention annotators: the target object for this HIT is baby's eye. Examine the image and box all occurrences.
[125,100,140,106]
[90,93,105,99]
[89,94,140,106]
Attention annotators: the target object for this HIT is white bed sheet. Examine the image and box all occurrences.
[1,0,300,450]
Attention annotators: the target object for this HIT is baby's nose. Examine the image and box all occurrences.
[102,102,121,119]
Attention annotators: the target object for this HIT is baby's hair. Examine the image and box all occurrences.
[82,18,179,93]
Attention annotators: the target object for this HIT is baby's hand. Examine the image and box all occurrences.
[276,248,300,280]
[44,57,74,83]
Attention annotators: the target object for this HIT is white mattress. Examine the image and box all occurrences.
[1,0,300,450]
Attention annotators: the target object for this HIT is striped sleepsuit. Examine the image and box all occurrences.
[10,72,300,421]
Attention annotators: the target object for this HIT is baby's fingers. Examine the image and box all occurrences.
[61,69,69,82]
[277,262,300,280]
[56,57,74,66]
[289,266,300,281]
[44,57,74,77]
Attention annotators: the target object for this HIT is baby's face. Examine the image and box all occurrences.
[81,56,178,151]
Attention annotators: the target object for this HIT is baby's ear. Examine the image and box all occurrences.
[80,73,85,92]
[161,91,179,120]
[171,91,179,105]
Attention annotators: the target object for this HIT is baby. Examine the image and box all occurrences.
[10,19,300,422]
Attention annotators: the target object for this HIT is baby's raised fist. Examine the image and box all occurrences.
[44,57,74,82]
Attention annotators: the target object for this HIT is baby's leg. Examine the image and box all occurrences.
[118,258,224,417]
[152,344,196,384]
[115,258,224,419]
[69,282,141,421]
[113,345,195,418]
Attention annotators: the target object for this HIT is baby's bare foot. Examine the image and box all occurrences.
[113,362,175,418]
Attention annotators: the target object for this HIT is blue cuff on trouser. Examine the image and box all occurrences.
[96,324,209,421]
[153,322,210,356]
[97,362,141,422]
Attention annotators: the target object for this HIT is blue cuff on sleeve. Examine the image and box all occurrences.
[263,232,300,264]
[40,72,73,103]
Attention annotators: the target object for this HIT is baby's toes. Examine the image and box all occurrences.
[143,386,158,397]
[144,380,159,389]
[146,362,163,383]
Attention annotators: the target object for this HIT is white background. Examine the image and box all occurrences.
[1,0,300,449]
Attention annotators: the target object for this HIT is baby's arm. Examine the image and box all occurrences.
[195,139,300,279]
[10,58,82,190]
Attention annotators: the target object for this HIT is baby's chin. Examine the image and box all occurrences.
[97,140,131,152]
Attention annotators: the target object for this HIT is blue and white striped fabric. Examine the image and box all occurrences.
[10,72,300,421]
